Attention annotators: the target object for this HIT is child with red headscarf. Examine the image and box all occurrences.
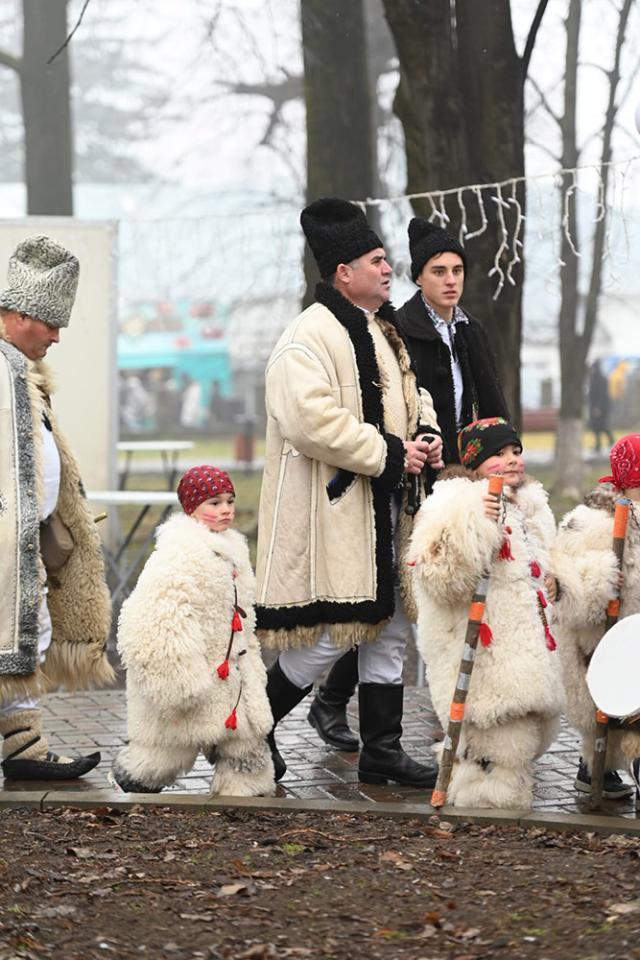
[553,434,640,802]
[111,466,275,796]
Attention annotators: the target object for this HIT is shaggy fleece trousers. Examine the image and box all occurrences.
[113,738,275,798]
[279,588,411,689]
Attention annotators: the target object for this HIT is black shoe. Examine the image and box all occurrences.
[307,649,359,751]
[574,758,633,799]
[357,682,438,788]
[266,659,312,782]
[2,751,101,781]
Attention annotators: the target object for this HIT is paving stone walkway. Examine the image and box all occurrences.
[1,687,638,828]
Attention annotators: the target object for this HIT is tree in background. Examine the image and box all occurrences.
[0,0,73,214]
[380,0,550,424]
[300,0,378,303]
[537,0,636,497]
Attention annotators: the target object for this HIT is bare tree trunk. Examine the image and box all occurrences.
[554,0,633,498]
[381,0,530,426]
[21,0,73,214]
[301,0,377,304]
[555,0,583,499]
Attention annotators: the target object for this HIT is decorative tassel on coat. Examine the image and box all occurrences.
[217,659,230,680]
[224,707,238,730]
[544,625,557,651]
[499,526,515,561]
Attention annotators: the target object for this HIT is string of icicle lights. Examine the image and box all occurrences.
[356,156,640,300]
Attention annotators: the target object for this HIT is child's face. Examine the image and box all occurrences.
[476,443,525,488]
[192,492,236,532]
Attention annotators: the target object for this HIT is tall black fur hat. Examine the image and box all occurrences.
[301,198,382,279]
[408,218,467,282]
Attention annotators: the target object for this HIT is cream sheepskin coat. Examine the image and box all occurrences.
[552,487,640,770]
[0,329,113,704]
[408,471,564,809]
[115,513,275,797]
[256,283,440,650]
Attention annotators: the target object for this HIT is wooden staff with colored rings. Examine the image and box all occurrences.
[431,473,504,809]
[590,496,631,810]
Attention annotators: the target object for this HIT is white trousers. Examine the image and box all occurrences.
[0,593,51,717]
[279,587,411,689]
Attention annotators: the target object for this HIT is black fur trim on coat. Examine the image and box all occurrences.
[396,291,508,465]
[257,283,412,633]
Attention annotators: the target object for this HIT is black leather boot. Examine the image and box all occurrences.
[358,682,438,788]
[307,648,359,751]
[267,659,312,782]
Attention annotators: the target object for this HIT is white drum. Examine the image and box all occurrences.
[586,613,640,720]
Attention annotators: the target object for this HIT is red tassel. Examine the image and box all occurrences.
[479,622,493,647]
[232,567,238,579]
[217,659,230,680]
[537,589,548,609]
[231,609,243,632]
[505,526,512,535]
[529,560,541,579]
[499,536,515,561]
[225,708,237,730]
[544,626,557,651]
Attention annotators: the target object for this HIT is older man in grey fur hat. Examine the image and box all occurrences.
[0,235,114,781]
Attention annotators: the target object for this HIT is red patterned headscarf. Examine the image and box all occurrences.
[599,434,640,490]
[177,465,235,515]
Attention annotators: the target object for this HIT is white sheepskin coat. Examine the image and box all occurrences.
[552,486,640,770]
[115,513,275,796]
[408,471,564,809]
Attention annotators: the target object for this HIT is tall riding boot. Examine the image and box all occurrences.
[0,709,100,781]
[358,683,438,788]
[307,648,359,751]
[266,659,312,782]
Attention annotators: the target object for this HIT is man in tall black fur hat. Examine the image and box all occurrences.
[305,218,510,752]
[256,198,443,788]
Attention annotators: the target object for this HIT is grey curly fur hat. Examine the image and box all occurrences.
[408,218,467,282]
[0,235,79,328]
[301,197,382,279]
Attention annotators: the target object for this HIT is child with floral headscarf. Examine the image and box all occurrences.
[553,434,640,804]
[111,466,275,797]
[408,418,564,809]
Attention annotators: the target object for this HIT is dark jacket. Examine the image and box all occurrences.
[397,290,508,464]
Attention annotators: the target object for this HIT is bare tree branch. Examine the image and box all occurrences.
[526,137,561,163]
[522,0,551,78]
[47,0,92,65]
[0,48,22,73]
[528,75,563,127]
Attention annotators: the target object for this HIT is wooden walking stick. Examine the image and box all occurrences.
[590,496,631,810]
[431,474,504,809]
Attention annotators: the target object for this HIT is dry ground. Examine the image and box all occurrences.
[2,806,640,960]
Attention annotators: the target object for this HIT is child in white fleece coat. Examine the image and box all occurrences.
[408,418,564,809]
[111,465,275,797]
[552,434,640,802]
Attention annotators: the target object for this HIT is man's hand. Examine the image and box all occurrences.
[423,434,444,469]
[403,435,444,475]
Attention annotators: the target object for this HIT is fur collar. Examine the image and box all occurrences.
[155,511,248,565]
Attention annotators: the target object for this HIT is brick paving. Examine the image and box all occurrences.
[1,686,637,824]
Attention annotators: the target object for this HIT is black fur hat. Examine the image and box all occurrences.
[408,218,467,282]
[301,198,382,279]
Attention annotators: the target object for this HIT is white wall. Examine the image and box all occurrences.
[0,219,118,491]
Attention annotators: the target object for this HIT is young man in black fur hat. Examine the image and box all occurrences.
[256,197,443,788]
[306,218,510,754]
